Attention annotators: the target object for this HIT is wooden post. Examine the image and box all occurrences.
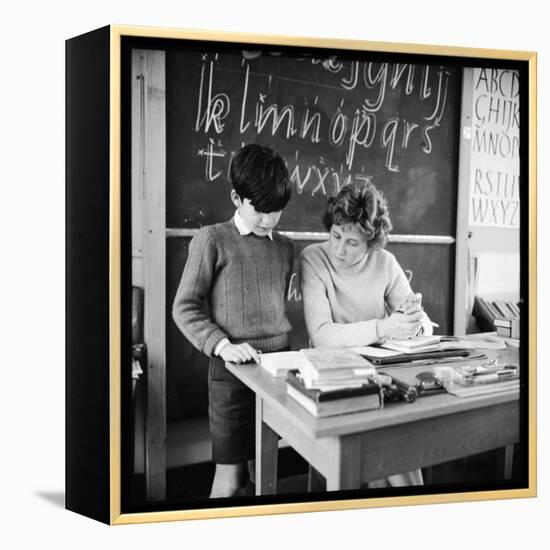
[454,67,474,336]
[132,49,167,501]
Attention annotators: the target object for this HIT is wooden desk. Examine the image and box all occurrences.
[226,348,520,494]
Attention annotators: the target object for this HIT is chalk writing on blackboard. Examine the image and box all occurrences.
[193,54,452,192]
[166,49,460,235]
[287,272,302,303]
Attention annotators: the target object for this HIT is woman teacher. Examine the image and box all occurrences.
[300,181,431,487]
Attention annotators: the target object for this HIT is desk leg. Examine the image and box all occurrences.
[255,396,278,495]
[325,434,362,491]
[497,444,515,480]
[423,466,433,485]
[307,465,326,492]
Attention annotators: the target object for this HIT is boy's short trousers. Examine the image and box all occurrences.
[208,347,289,464]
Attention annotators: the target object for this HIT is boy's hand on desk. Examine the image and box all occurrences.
[219,343,261,364]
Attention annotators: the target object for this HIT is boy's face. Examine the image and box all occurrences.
[231,191,282,237]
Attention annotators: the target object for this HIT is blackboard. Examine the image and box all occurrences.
[164,43,461,420]
[166,45,461,235]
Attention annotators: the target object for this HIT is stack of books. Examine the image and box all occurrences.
[298,348,376,389]
[474,296,520,331]
[264,348,380,418]
[259,348,375,383]
[259,351,313,378]
[494,317,520,339]
[286,370,381,417]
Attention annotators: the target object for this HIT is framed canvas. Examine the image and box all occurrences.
[65,25,537,525]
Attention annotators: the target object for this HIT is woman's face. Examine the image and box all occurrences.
[328,223,368,268]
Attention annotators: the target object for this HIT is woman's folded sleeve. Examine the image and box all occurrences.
[300,255,380,348]
[384,254,413,312]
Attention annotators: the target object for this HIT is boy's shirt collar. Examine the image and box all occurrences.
[234,209,273,241]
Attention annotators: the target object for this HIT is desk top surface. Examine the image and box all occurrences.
[226,346,521,439]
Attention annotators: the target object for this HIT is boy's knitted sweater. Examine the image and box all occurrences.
[172,219,294,356]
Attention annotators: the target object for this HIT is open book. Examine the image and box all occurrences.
[380,335,474,354]
[380,335,442,353]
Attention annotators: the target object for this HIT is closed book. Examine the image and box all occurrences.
[497,325,512,337]
[300,348,371,372]
[484,299,501,321]
[286,371,381,417]
[496,300,517,319]
[359,348,472,365]
[503,301,518,318]
[492,300,508,318]
[305,378,370,391]
[287,370,379,401]
[259,351,311,377]
[510,318,520,339]
[473,297,496,331]
[259,349,375,380]
[299,348,375,384]
[477,296,497,320]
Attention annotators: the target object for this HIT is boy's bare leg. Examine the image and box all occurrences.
[210,463,246,498]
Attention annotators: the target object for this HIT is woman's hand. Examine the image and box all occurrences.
[219,343,261,364]
[396,292,423,315]
[377,311,425,340]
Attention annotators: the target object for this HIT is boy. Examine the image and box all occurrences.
[172,144,294,498]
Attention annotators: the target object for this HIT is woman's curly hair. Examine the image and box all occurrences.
[322,182,393,249]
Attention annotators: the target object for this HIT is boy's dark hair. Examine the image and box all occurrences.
[230,144,291,212]
[322,181,393,249]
